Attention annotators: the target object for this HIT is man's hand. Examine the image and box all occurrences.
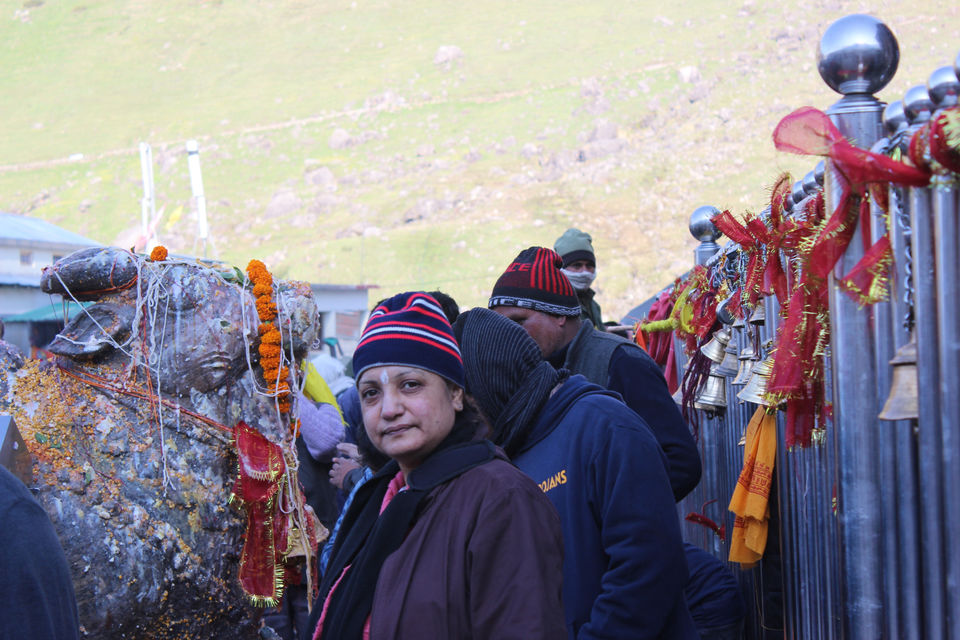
[335,442,359,460]
[329,443,361,490]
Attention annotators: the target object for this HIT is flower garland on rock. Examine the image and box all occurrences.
[149,245,168,261]
[246,260,292,420]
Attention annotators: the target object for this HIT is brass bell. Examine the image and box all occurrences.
[732,359,754,386]
[737,355,774,405]
[695,369,728,410]
[879,335,919,421]
[700,326,732,364]
[714,340,740,377]
[731,341,758,386]
[748,303,766,326]
[732,315,745,329]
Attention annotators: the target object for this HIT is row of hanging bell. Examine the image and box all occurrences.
[695,326,732,411]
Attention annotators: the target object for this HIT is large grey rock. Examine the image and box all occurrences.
[3,247,321,639]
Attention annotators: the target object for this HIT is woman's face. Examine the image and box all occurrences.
[358,365,463,475]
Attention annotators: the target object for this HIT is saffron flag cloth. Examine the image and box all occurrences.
[728,407,777,568]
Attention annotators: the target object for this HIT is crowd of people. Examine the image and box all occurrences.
[266,228,746,640]
[2,228,746,640]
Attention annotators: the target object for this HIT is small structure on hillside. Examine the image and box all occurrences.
[0,212,100,355]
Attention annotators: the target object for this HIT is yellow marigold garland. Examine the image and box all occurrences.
[246,259,292,423]
[150,245,168,261]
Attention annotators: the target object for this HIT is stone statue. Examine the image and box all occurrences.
[0,247,320,639]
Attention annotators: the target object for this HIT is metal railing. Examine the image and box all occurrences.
[659,15,960,639]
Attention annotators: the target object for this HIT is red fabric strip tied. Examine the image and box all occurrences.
[232,421,287,607]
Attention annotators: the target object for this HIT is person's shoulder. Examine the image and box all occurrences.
[468,455,538,487]
[609,339,664,376]
[583,324,630,347]
[457,455,548,495]
[0,466,38,514]
[0,468,59,549]
[561,389,656,439]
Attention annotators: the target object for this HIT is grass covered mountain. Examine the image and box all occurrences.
[1,0,956,319]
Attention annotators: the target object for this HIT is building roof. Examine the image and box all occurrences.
[2,300,92,323]
[0,212,100,251]
[0,273,44,287]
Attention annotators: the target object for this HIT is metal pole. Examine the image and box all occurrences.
[139,142,155,246]
[868,131,901,639]
[186,140,209,258]
[927,63,960,639]
[883,97,925,636]
[817,14,900,637]
[904,83,946,640]
[934,182,959,638]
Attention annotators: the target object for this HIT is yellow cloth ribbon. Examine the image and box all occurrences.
[638,286,696,335]
[302,360,345,423]
[728,407,777,568]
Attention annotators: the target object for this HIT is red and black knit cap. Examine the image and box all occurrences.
[353,291,465,388]
[488,247,581,316]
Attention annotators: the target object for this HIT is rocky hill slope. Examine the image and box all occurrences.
[1,0,956,319]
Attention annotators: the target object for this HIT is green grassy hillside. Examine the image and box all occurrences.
[2,0,957,319]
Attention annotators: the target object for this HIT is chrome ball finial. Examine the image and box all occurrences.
[792,181,806,205]
[814,160,826,186]
[904,85,934,125]
[802,171,819,196]
[883,100,908,136]
[928,66,960,110]
[817,14,899,96]
[689,206,722,242]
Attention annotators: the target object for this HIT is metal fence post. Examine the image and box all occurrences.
[817,14,899,637]
[903,81,948,640]
[927,62,960,638]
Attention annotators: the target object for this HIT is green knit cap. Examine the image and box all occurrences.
[553,228,595,268]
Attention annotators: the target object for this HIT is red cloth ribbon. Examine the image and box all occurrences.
[642,289,679,392]
[773,107,931,187]
[839,234,894,306]
[711,210,767,307]
[232,421,287,607]
[765,107,929,445]
[774,107,928,294]
[929,106,960,175]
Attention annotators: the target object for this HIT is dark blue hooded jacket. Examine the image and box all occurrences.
[511,375,698,640]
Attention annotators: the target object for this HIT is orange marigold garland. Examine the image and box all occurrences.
[150,245,168,261]
[246,260,293,425]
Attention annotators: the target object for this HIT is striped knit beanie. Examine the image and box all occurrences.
[353,292,465,388]
[488,247,580,316]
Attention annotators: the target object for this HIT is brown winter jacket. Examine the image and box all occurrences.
[366,453,567,639]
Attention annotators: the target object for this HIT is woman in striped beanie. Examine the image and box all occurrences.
[309,291,566,640]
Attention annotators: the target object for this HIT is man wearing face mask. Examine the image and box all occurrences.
[489,247,701,502]
[554,228,604,330]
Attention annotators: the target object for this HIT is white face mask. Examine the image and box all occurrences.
[562,268,596,291]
